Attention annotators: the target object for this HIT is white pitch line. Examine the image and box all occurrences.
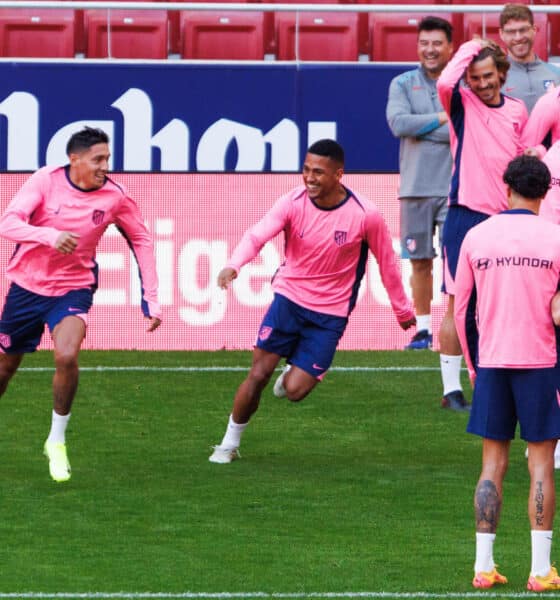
[18,366,443,373]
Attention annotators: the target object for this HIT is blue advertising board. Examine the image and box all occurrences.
[0,61,411,172]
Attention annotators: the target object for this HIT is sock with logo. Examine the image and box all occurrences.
[440,354,463,395]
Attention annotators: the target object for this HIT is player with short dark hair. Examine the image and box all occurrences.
[209,139,415,463]
[435,38,528,412]
[0,126,162,482]
[66,126,109,155]
[454,155,560,591]
[386,16,453,353]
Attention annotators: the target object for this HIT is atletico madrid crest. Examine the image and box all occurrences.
[92,210,105,225]
[0,333,11,348]
[334,231,347,246]
[258,326,272,341]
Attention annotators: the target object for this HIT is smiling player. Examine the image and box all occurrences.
[386,16,453,356]
[435,38,528,414]
[0,126,161,483]
[209,139,415,464]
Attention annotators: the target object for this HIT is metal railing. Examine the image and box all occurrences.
[0,1,559,62]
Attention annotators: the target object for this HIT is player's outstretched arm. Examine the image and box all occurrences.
[217,267,238,290]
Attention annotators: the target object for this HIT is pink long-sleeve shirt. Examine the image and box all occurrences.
[454,210,560,379]
[0,165,161,319]
[522,86,560,155]
[539,141,560,224]
[227,185,414,322]
[437,40,528,215]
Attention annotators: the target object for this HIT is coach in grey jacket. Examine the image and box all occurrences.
[385,18,455,369]
[499,3,560,113]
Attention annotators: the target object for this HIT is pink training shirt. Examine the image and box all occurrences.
[522,86,560,156]
[437,40,528,215]
[540,141,560,224]
[0,165,161,319]
[454,210,560,379]
[227,185,414,322]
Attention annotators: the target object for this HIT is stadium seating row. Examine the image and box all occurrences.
[0,6,556,61]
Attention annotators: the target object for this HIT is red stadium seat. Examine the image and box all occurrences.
[451,0,529,4]
[369,12,456,61]
[463,12,548,61]
[0,8,75,58]
[180,11,265,59]
[85,9,168,59]
[264,0,347,53]
[166,0,260,54]
[275,12,359,61]
[356,0,450,55]
[548,13,560,58]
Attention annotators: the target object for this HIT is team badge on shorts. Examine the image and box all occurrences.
[406,237,417,254]
[258,326,272,341]
[92,210,105,225]
[0,333,11,349]
[544,80,554,91]
[334,231,347,246]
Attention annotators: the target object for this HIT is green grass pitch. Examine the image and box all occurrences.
[0,350,544,597]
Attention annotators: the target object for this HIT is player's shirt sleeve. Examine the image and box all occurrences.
[437,40,482,113]
[113,195,162,320]
[454,232,476,380]
[226,193,291,274]
[522,87,560,154]
[364,209,414,324]
[386,72,443,138]
[0,169,61,247]
[540,142,560,224]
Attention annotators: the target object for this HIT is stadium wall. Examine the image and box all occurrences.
[0,61,443,351]
[0,61,408,173]
[0,172,445,351]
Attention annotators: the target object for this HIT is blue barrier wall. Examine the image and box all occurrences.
[0,61,411,172]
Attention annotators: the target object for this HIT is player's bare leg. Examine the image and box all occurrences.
[231,347,282,423]
[280,366,318,402]
[51,316,86,415]
[0,353,23,396]
[410,258,433,317]
[439,294,468,410]
[526,440,560,590]
[472,438,510,588]
[44,315,86,482]
[210,348,282,463]
[405,258,434,349]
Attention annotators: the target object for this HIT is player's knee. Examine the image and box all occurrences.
[248,364,274,389]
[0,354,22,385]
[54,348,79,371]
[0,362,18,383]
[285,383,312,403]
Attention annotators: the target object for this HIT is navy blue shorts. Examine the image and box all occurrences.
[442,205,489,295]
[255,293,348,380]
[0,283,94,354]
[467,367,560,442]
